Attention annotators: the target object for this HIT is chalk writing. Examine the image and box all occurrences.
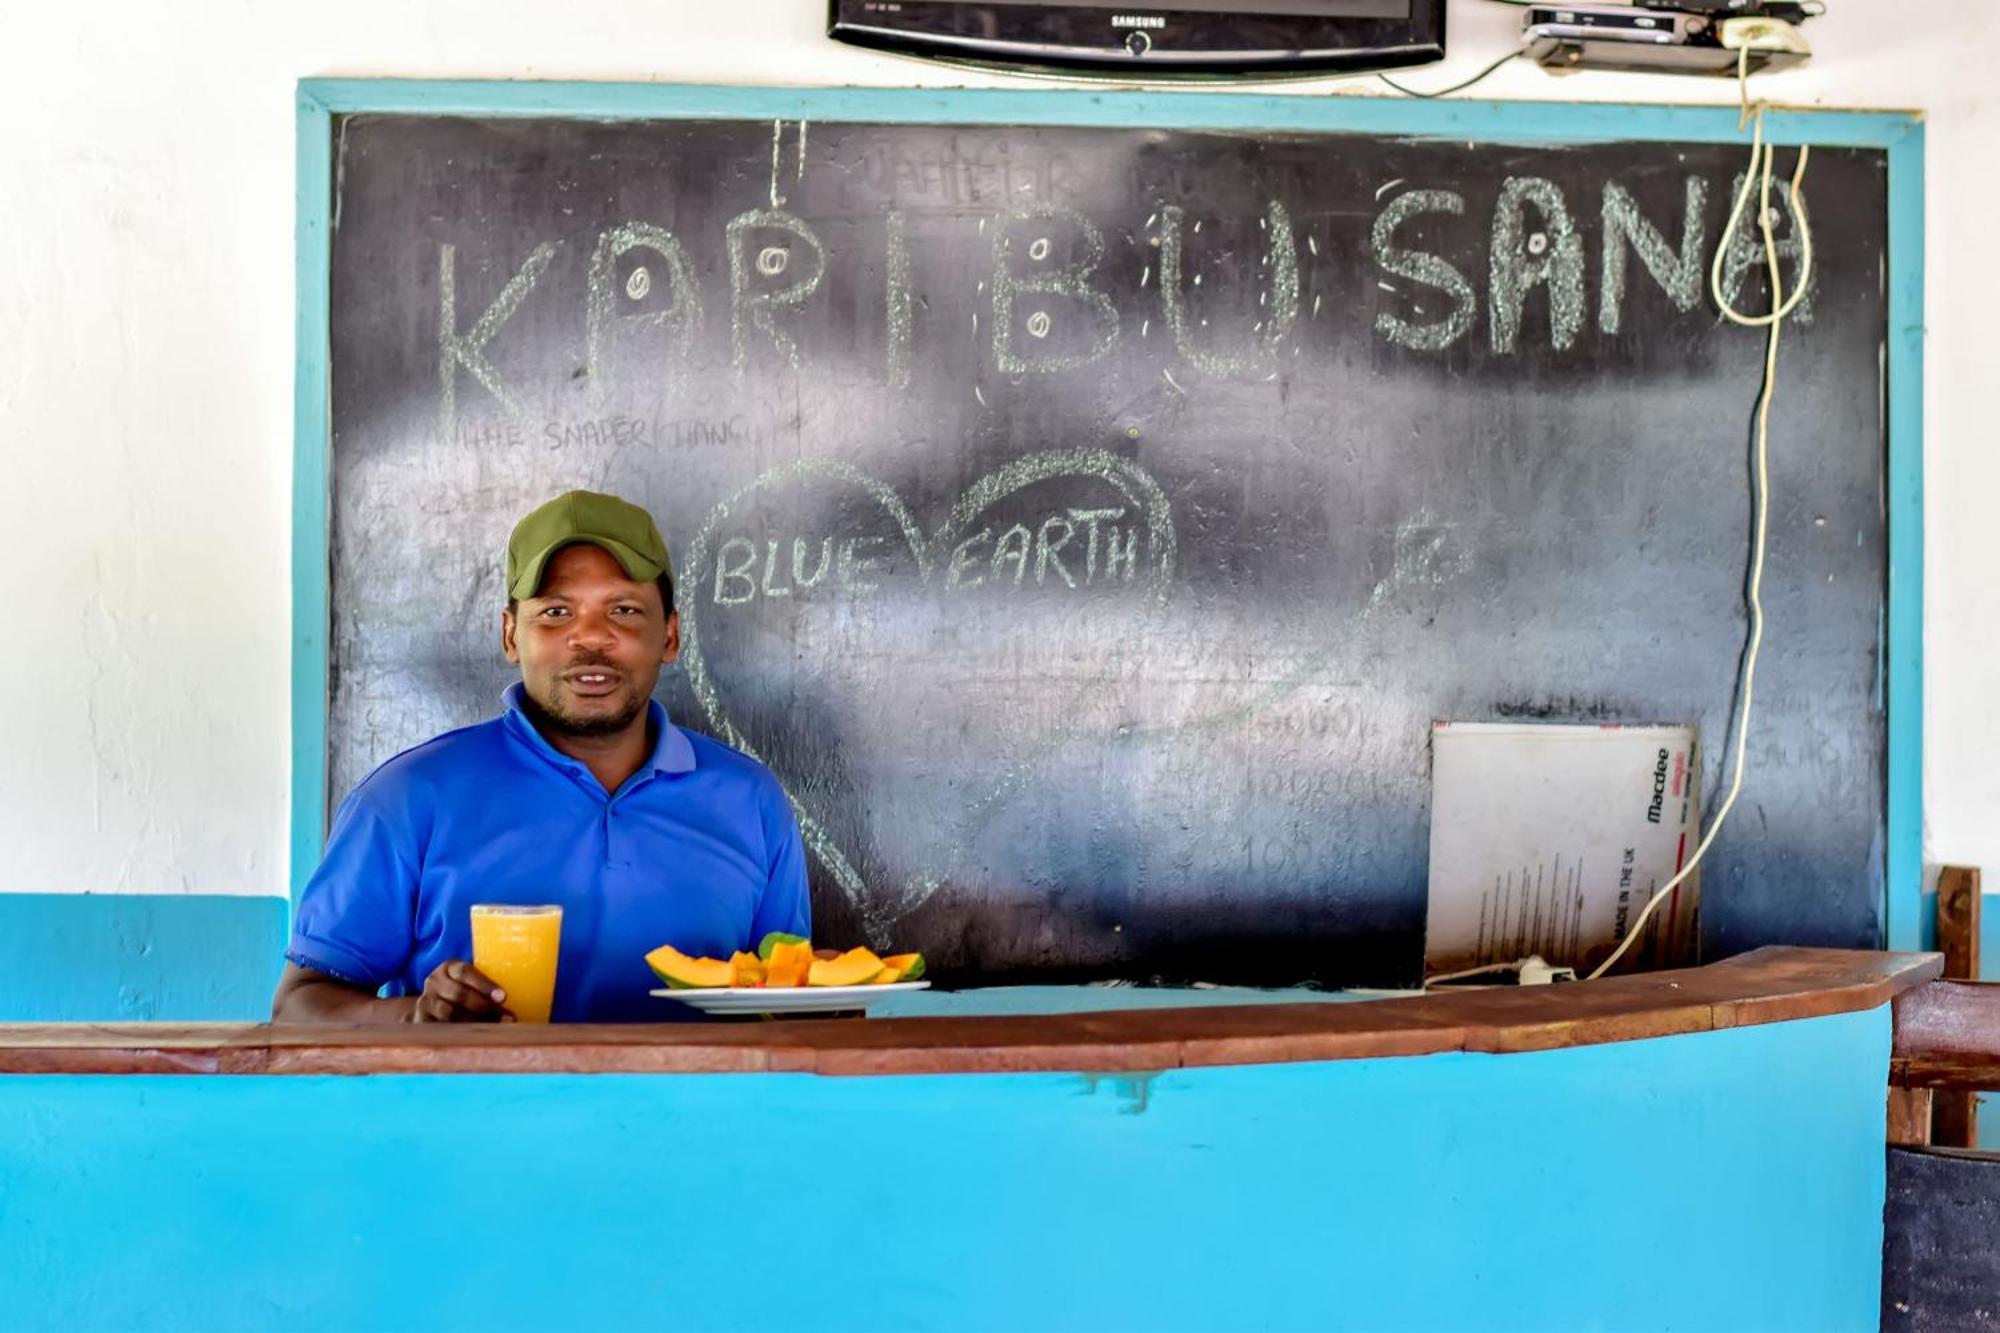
[885,210,912,388]
[1158,201,1300,375]
[1249,701,1364,742]
[536,414,753,451]
[1371,190,1476,352]
[586,223,701,404]
[542,416,650,450]
[727,209,826,370]
[678,450,1177,922]
[433,168,1838,400]
[712,535,888,604]
[1244,763,1376,807]
[438,240,554,438]
[932,448,1177,606]
[1598,178,1708,335]
[446,415,529,450]
[991,205,1121,374]
[943,507,1139,591]
[678,457,931,926]
[1718,172,1817,322]
[848,142,1076,208]
[1489,176,1586,354]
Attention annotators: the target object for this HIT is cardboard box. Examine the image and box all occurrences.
[1425,722,1701,978]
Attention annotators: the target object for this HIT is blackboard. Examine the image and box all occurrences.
[323,103,1894,986]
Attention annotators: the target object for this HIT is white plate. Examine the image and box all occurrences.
[648,980,930,1014]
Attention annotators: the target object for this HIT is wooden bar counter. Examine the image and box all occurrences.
[0,947,1942,1332]
[0,945,1939,1076]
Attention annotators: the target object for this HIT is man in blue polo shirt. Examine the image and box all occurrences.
[272,490,810,1022]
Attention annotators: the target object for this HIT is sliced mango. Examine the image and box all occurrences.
[808,947,885,987]
[756,931,810,962]
[645,944,733,989]
[880,952,925,982]
[763,939,814,988]
[729,951,766,987]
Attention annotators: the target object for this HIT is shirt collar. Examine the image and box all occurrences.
[500,682,697,778]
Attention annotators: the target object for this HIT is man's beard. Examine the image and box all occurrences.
[521,680,649,738]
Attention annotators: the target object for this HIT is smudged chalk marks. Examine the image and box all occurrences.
[1370,189,1476,352]
[1599,178,1709,335]
[727,209,826,371]
[920,449,1179,839]
[1489,176,1585,354]
[438,240,555,439]
[1366,507,1473,612]
[585,223,701,405]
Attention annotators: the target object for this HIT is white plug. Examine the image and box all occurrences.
[1516,955,1578,986]
[1719,16,1810,55]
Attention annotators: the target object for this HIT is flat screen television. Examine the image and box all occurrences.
[828,0,1447,78]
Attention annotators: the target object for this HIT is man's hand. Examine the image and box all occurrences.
[413,960,513,1023]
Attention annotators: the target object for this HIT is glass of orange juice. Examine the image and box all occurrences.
[469,904,563,1023]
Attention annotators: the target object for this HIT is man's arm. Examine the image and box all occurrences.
[279,783,511,1023]
[271,962,416,1022]
[271,960,512,1023]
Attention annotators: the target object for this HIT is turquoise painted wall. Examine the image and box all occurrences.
[0,1008,1890,1332]
[0,894,285,1021]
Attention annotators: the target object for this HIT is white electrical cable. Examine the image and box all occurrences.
[1583,101,1812,982]
[1425,959,1530,987]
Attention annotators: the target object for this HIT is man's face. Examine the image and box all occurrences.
[502,543,679,738]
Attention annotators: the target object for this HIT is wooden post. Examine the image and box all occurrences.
[1932,866,1982,1148]
[1889,1086,1934,1146]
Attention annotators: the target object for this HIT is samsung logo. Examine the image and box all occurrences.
[1113,14,1165,28]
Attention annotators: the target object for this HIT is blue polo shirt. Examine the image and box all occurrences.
[287,684,810,1022]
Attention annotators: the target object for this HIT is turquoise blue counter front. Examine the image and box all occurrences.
[0,948,1935,1332]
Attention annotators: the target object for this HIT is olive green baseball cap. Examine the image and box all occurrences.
[505,490,672,600]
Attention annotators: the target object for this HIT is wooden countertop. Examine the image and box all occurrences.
[0,946,1939,1076]
[1893,976,2000,1090]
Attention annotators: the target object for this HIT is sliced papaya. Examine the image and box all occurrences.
[645,944,733,989]
[808,947,885,987]
[763,939,814,988]
[756,931,809,962]
[729,950,766,988]
[880,952,925,982]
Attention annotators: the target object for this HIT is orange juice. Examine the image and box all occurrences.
[469,904,562,1023]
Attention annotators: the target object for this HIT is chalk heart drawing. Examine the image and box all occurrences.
[680,449,1177,939]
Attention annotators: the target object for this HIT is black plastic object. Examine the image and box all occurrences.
[828,0,1445,79]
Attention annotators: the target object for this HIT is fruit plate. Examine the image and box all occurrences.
[648,981,930,1014]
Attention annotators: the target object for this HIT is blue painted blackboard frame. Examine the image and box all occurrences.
[293,80,1926,950]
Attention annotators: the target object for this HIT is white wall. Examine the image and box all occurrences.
[0,0,1992,898]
